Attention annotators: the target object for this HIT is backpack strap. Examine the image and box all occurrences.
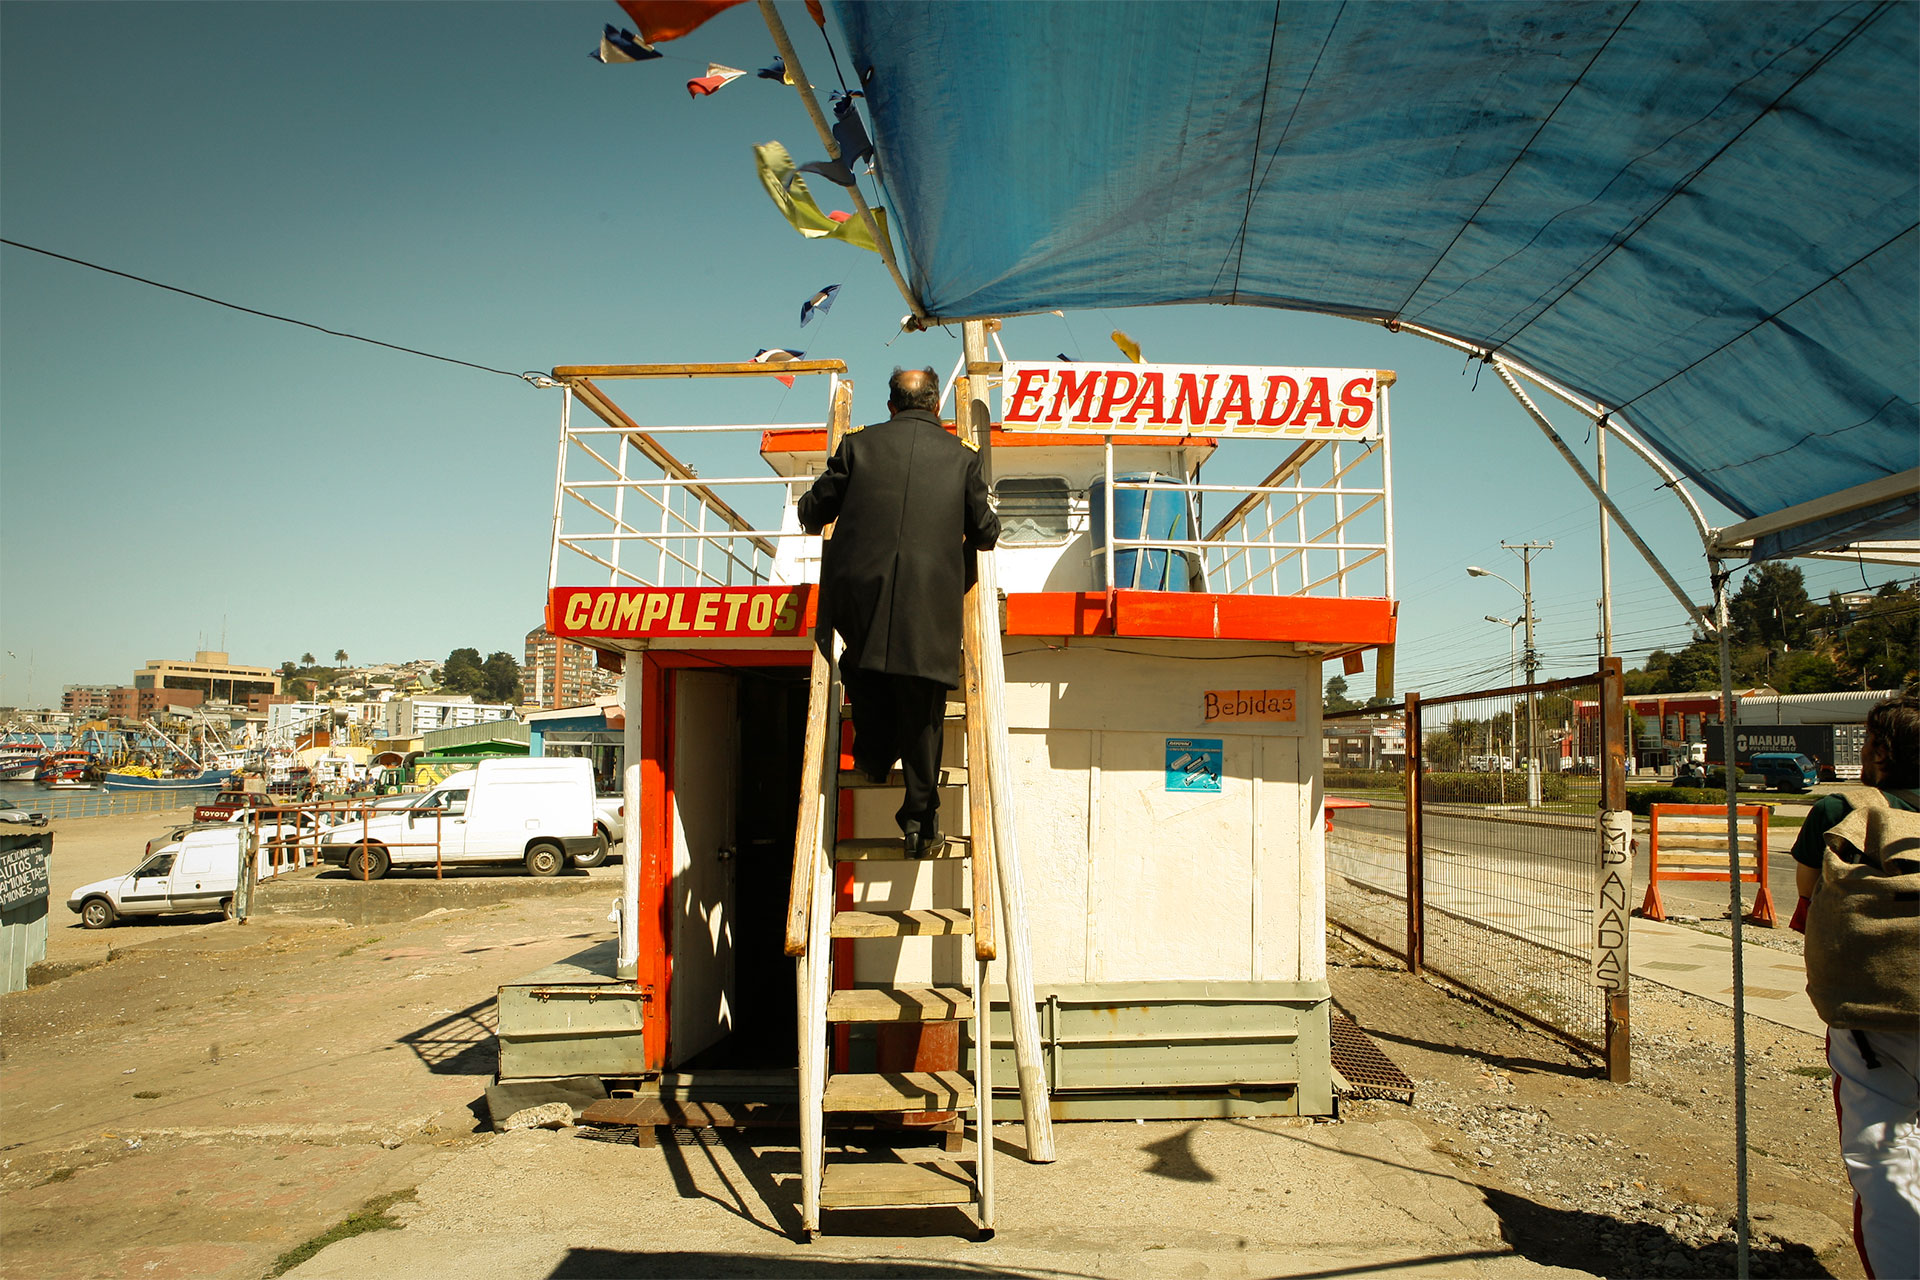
[1832,784,1890,813]
[1884,787,1920,810]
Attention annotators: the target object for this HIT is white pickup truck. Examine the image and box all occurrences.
[320,757,599,878]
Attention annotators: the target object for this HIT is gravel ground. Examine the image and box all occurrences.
[1328,935,1858,1280]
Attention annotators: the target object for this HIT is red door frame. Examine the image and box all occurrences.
[635,647,811,1071]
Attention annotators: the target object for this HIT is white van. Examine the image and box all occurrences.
[319,757,597,879]
[68,827,245,928]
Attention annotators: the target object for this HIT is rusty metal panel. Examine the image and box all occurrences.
[497,940,648,1081]
[1330,1012,1414,1102]
[980,981,1331,1112]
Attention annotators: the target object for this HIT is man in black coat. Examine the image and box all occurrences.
[797,367,1000,856]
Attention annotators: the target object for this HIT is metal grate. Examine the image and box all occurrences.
[1329,1013,1415,1102]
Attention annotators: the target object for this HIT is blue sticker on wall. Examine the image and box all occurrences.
[1165,738,1222,792]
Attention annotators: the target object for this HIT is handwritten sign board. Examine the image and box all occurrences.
[1593,810,1632,991]
[1202,689,1296,724]
[0,836,50,913]
[549,586,810,640]
[1001,361,1385,439]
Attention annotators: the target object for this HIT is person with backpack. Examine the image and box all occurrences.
[1791,693,1919,1279]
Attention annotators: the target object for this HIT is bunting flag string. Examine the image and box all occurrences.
[591,25,661,63]
[752,142,886,255]
[687,63,747,97]
[753,347,806,387]
[617,0,745,44]
[799,284,840,326]
[796,92,874,188]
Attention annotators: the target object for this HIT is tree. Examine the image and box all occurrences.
[1729,563,1811,652]
[439,647,487,696]
[480,652,522,704]
[300,652,316,666]
[334,649,349,664]
[1324,675,1358,712]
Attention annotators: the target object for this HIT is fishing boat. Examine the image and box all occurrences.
[34,751,102,789]
[0,744,44,780]
[101,765,235,792]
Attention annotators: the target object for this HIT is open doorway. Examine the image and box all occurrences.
[669,665,807,1071]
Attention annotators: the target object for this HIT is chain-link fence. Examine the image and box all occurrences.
[1326,673,1616,1058]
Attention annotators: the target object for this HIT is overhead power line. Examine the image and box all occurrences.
[1,238,546,386]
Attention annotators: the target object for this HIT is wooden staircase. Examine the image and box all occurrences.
[783,357,1053,1240]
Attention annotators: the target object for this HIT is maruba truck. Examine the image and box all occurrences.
[319,757,598,879]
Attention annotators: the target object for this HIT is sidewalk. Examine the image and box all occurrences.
[1628,916,1820,1037]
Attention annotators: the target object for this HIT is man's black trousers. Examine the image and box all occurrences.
[839,653,946,837]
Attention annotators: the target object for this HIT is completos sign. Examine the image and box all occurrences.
[1001,361,1386,438]
[548,586,810,639]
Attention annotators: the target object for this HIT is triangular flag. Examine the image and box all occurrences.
[591,25,661,63]
[687,63,746,97]
[1048,310,1065,318]
[618,0,745,44]
[805,0,826,26]
[753,347,805,387]
[800,285,840,327]
[1112,330,1142,363]
[758,56,794,84]
[752,142,887,255]
[797,93,876,188]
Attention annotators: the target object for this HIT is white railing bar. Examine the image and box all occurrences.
[564,489,649,541]
[566,422,828,435]
[547,386,572,592]
[565,476,810,489]
[1334,442,1348,599]
[558,530,793,542]
[1110,536,1389,552]
[1106,480,1385,498]
[559,541,668,587]
[1302,550,1386,594]
[568,434,629,480]
[610,434,631,588]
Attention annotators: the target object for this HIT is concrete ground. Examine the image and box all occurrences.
[283,1118,1589,1280]
[2,808,1859,1280]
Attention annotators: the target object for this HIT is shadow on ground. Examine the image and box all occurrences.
[397,998,495,1075]
[549,1255,1009,1278]
[1481,1186,1837,1279]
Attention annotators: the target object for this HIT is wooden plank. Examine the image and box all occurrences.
[553,360,847,379]
[823,1071,976,1112]
[821,1159,976,1208]
[834,835,970,861]
[826,987,974,1022]
[836,766,968,790]
[961,572,997,962]
[831,909,974,938]
[580,1098,798,1128]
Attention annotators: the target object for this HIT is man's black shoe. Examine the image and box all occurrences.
[905,827,947,859]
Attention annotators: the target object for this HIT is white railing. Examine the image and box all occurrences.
[548,366,846,592]
[547,363,1393,600]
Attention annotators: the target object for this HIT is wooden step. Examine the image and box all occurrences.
[826,986,974,1023]
[831,908,973,938]
[834,834,970,861]
[837,765,968,790]
[823,1070,976,1112]
[821,1158,976,1208]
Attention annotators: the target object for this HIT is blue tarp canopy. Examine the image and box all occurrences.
[831,1,1918,560]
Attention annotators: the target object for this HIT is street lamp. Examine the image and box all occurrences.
[1469,549,1551,805]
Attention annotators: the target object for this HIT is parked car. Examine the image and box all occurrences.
[1749,752,1819,792]
[193,787,274,823]
[0,800,49,826]
[574,795,625,869]
[319,757,597,879]
[68,827,245,928]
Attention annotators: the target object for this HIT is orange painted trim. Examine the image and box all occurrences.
[760,425,1217,455]
[1002,590,1397,646]
[639,654,672,1071]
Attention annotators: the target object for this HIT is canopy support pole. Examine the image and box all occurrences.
[1711,556,1753,1280]
[1492,363,1715,633]
[756,0,929,324]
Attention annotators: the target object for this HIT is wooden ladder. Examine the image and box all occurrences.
[784,364,1054,1241]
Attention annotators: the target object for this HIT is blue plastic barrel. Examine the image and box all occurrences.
[1090,473,1191,590]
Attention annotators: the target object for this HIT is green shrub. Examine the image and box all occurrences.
[1421,771,1570,804]
[1626,787,1715,815]
[1325,768,1403,792]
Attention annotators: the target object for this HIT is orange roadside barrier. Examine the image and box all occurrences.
[1639,803,1777,927]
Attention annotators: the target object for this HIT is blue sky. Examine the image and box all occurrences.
[1,2,1903,708]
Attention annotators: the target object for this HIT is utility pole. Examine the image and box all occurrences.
[1505,540,1553,805]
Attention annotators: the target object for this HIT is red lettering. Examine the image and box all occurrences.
[1123,371,1165,423]
[1338,377,1376,430]
[1258,376,1299,426]
[1290,376,1333,427]
[1049,370,1103,423]
[1170,373,1217,426]
[1209,374,1254,426]
[1095,370,1138,423]
[1007,368,1050,422]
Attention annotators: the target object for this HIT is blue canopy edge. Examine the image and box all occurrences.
[832,1,1919,561]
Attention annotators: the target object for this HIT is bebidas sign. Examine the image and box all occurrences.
[1001,361,1387,439]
